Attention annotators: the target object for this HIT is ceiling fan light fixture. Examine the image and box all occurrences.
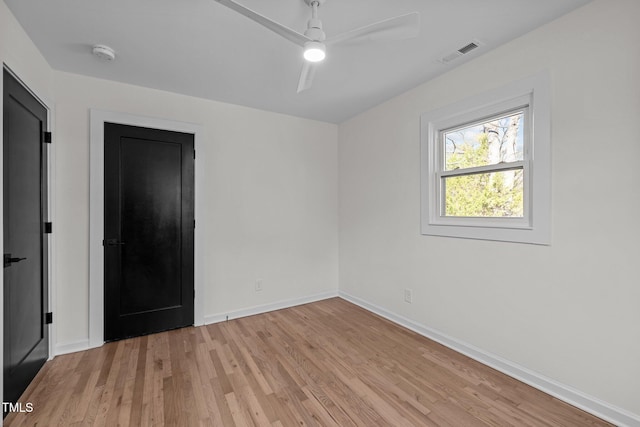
[303,41,326,62]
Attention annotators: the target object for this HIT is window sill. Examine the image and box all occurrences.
[422,221,549,245]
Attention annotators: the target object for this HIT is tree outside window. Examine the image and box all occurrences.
[442,111,525,218]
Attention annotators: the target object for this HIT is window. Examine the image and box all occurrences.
[420,73,551,244]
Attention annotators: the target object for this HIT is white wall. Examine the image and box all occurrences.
[52,71,339,346]
[0,2,52,98]
[339,0,640,419]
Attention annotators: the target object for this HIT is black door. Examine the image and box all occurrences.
[3,69,49,409]
[104,123,194,341]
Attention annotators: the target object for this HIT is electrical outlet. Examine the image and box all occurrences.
[404,289,412,303]
[255,279,263,292]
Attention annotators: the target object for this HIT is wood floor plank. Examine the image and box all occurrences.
[6,298,613,426]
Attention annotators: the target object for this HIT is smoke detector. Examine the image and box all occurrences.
[92,44,116,61]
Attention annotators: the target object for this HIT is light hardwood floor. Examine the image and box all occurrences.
[6,298,611,426]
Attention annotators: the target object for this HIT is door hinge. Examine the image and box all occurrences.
[44,222,53,234]
[194,219,196,229]
[193,150,196,159]
[193,289,196,300]
[45,312,53,324]
[43,131,52,144]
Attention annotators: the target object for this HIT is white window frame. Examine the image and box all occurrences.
[420,73,551,245]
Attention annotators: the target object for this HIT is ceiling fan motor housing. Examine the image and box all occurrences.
[304,0,326,41]
[305,23,325,41]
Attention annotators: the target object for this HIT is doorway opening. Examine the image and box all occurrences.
[88,110,205,348]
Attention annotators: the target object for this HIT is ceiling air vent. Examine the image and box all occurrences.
[458,42,479,54]
[439,40,483,64]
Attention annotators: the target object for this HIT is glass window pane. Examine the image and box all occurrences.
[443,169,524,217]
[444,111,525,171]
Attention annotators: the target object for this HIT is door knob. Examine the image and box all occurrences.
[3,254,27,268]
[105,239,125,246]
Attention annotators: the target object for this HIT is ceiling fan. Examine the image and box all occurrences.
[213,0,420,92]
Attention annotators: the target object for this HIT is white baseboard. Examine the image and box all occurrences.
[203,290,340,325]
[55,339,90,356]
[339,291,640,427]
[53,291,339,356]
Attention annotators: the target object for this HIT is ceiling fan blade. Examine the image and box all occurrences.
[297,61,317,93]
[326,12,420,46]
[214,0,310,46]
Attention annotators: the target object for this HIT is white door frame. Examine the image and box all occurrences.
[89,109,205,348]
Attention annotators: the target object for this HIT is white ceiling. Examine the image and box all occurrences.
[5,0,591,123]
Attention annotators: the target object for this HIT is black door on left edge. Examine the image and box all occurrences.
[3,69,49,411]
[104,123,194,342]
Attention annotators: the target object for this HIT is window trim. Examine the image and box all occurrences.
[420,73,551,245]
